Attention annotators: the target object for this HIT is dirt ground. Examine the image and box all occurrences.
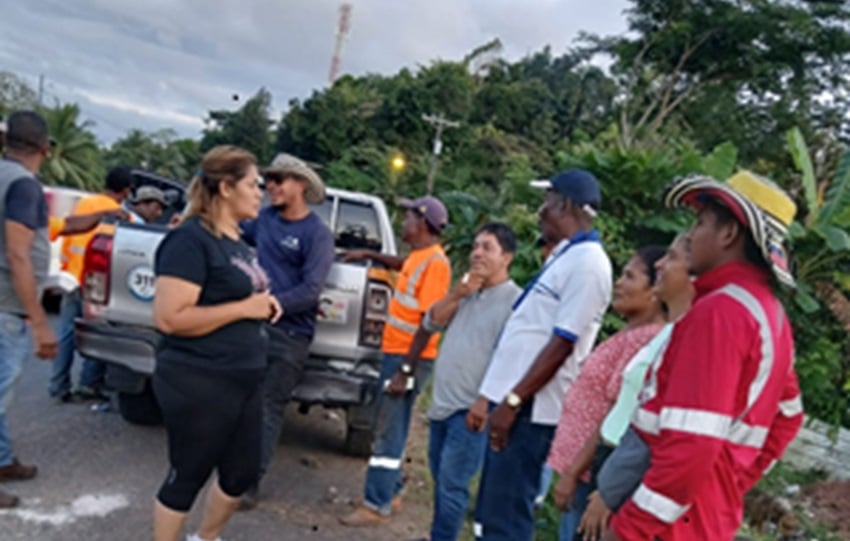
[804,480,850,539]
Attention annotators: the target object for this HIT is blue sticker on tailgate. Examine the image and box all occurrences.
[127,264,156,301]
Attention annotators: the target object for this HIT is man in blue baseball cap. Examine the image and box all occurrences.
[468,169,612,541]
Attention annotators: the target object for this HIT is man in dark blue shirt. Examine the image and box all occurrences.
[240,154,334,509]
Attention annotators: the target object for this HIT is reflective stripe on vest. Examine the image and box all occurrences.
[632,483,691,524]
[779,395,803,417]
[393,252,448,310]
[387,314,418,334]
[631,407,769,449]
[631,283,777,449]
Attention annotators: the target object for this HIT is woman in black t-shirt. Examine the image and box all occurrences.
[152,145,280,541]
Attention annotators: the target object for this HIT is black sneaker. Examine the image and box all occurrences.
[51,391,74,404]
[73,386,109,402]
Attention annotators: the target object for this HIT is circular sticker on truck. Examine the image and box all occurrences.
[127,265,156,301]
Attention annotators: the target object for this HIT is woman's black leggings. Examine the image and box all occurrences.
[153,362,263,512]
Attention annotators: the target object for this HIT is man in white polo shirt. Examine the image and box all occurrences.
[470,169,612,541]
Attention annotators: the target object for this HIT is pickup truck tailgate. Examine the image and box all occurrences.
[311,262,388,362]
[101,224,164,326]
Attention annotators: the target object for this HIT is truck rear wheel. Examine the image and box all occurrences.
[117,382,162,426]
[344,426,374,457]
[344,405,375,457]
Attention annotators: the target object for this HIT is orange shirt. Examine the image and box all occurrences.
[382,244,451,359]
[61,194,123,282]
[48,216,65,242]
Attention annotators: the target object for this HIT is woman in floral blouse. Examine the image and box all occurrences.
[546,245,668,541]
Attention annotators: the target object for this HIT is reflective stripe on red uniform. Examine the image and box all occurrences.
[610,262,803,541]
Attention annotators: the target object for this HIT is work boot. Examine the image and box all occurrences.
[339,505,390,527]
[0,458,37,481]
[0,489,19,508]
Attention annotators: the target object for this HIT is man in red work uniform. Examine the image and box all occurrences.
[603,171,804,541]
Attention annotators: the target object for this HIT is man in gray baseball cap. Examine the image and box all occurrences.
[398,196,449,234]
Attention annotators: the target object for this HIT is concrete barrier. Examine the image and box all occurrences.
[782,417,850,480]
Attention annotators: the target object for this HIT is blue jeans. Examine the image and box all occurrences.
[559,480,592,541]
[0,313,32,466]
[428,410,487,541]
[537,464,554,507]
[363,354,433,515]
[49,290,104,397]
[474,406,555,541]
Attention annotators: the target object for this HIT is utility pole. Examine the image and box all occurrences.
[422,112,460,195]
[38,74,45,106]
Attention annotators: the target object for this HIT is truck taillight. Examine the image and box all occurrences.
[83,234,113,305]
[359,280,391,348]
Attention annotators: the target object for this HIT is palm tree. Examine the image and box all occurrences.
[40,103,104,190]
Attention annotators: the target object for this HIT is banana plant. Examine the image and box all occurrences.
[786,127,850,327]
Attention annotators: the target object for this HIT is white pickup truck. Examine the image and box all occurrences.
[74,184,397,456]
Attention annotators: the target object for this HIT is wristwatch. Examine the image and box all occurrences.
[505,391,523,409]
[400,363,414,375]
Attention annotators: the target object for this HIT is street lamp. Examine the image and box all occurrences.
[391,154,406,172]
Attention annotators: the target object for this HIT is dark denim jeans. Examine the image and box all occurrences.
[363,353,432,515]
[257,327,311,479]
[428,409,487,541]
[474,405,555,541]
[49,290,104,397]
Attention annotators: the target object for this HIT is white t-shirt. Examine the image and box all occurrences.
[478,233,612,425]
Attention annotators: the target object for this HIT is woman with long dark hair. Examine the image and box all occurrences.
[547,245,668,540]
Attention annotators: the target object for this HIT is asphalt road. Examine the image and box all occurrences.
[1,320,431,541]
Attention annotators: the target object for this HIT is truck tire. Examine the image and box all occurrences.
[117,383,162,426]
[344,426,374,458]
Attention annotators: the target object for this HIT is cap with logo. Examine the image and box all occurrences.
[399,196,449,233]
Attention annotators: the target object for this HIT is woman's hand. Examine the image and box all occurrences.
[268,295,283,324]
[552,472,578,511]
[578,490,612,541]
[243,292,277,320]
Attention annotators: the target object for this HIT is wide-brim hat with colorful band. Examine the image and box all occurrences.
[663,170,798,287]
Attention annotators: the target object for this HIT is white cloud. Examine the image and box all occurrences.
[0,0,629,143]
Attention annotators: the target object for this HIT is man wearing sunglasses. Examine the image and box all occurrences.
[238,153,335,509]
[0,110,57,508]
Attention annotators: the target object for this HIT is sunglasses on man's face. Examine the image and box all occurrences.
[264,174,286,185]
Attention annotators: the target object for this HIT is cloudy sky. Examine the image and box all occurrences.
[0,0,629,144]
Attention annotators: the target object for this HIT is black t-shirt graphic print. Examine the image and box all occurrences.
[155,216,270,370]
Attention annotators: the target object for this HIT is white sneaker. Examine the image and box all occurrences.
[186,534,223,541]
